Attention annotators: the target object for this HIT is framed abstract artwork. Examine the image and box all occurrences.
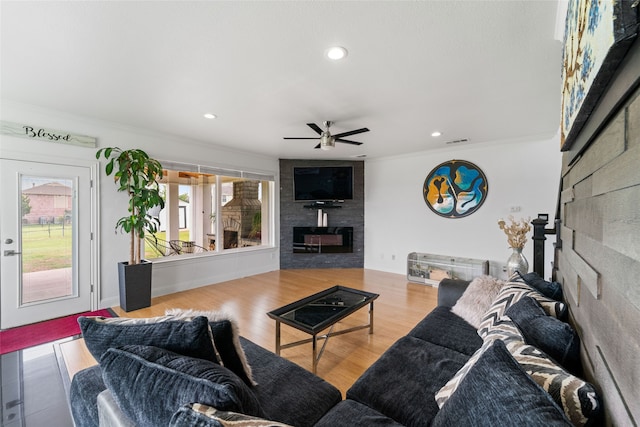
[423,160,488,218]
[560,0,639,151]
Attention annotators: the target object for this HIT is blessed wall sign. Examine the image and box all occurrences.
[1,120,97,148]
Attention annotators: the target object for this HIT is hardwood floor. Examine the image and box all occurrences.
[61,268,438,396]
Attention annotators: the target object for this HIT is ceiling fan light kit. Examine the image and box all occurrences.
[284,120,369,150]
[320,133,335,150]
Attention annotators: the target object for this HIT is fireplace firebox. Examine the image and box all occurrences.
[293,227,353,253]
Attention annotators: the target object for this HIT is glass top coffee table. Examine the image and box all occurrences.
[267,285,379,373]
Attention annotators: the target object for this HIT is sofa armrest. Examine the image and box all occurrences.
[97,390,136,427]
[437,279,471,308]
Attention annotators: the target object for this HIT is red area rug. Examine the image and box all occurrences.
[0,308,114,355]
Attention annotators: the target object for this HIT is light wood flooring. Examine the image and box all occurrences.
[60,268,438,396]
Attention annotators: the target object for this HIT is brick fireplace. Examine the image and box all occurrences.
[221,180,261,248]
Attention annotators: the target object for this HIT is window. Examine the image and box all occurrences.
[143,162,274,259]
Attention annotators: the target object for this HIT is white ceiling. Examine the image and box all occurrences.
[1,1,563,160]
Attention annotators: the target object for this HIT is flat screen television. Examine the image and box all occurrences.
[293,166,353,201]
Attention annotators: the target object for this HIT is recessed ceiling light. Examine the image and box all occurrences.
[431,131,442,137]
[326,46,348,60]
[204,113,217,119]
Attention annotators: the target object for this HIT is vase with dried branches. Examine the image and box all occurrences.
[498,216,531,278]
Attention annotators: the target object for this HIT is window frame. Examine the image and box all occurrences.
[144,161,276,261]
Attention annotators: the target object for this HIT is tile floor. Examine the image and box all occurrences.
[1,339,75,427]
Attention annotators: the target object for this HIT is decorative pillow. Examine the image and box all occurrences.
[516,271,564,301]
[477,282,567,338]
[451,275,505,328]
[100,345,264,427]
[78,315,219,363]
[435,316,524,408]
[432,340,572,426]
[170,404,292,427]
[506,297,582,375]
[509,341,601,426]
[165,308,255,385]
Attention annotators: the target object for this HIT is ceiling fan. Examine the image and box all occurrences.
[284,121,369,150]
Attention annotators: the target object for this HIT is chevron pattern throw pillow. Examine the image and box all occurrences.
[477,282,566,339]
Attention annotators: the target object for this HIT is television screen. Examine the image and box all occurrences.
[293,166,353,201]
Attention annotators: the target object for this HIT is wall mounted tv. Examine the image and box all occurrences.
[293,166,353,201]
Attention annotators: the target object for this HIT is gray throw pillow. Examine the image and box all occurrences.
[101,345,264,427]
[451,275,505,328]
[79,315,219,363]
[432,340,572,427]
[505,296,582,375]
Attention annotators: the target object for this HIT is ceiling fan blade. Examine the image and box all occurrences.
[307,123,323,135]
[335,139,363,145]
[332,127,369,139]
[283,137,320,140]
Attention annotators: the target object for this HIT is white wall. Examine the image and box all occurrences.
[364,135,562,280]
[1,101,280,309]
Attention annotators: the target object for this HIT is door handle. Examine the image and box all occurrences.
[4,250,22,256]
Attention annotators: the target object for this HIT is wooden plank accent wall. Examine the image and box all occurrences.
[558,68,640,425]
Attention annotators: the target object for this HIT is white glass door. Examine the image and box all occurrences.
[1,159,94,329]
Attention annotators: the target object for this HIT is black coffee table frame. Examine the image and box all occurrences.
[267,285,379,374]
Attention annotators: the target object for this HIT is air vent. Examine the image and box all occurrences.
[445,138,469,145]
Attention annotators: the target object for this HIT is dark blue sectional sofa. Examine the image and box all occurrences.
[70,276,599,426]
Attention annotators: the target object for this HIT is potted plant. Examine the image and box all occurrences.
[248,210,262,240]
[96,147,164,311]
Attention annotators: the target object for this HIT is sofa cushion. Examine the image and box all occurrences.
[79,315,219,363]
[347,336,469,427]
[432,340,572,427]
[505,297,582,374]
[70,365,107,427]
[239,337,341,427]
[407,306,483,356]
[451,275,505,328]
[170,404,292,427]
[509,341,602,427]
[314,400,405,427]
[477,282,567,338]
[100,345,264,427]
[165,308,255,385]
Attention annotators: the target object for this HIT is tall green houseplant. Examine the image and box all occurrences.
[96,147,164,265]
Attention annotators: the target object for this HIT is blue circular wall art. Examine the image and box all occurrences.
[423,160,488,218]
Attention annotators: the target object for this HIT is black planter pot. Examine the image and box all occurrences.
[117,260,152,312]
